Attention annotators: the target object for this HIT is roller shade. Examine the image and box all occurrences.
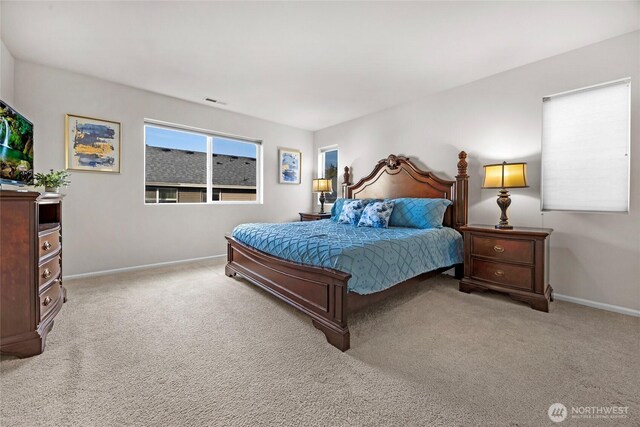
[542,79,630,212]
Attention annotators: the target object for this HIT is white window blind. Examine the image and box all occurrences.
[542,79,630,212]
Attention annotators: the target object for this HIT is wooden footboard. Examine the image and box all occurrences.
[225,236,352,351]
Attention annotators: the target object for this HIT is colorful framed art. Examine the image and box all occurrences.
[278,147,301,184]
[65,114,121,173]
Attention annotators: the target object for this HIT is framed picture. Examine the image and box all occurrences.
[278,148,302,184]
[65,114,121,173]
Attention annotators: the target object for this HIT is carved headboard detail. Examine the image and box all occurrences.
[343,151,468,230]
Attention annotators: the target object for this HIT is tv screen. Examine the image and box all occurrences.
[0,100,34,185]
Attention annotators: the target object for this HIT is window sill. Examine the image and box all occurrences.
[145,201,263,205]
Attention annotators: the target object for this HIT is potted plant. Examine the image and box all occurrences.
[33,169,71,193]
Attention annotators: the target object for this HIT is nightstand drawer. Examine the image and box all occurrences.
[299,212,331,221]
[471,259,533,291]
[471,235,533,264]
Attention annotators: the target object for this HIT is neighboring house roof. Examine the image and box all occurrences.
[145,145,256,186]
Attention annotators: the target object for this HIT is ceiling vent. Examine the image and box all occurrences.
[204,97,228,106]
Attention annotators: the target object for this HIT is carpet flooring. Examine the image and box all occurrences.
[1,260,638,426]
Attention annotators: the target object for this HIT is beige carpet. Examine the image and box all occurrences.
[1,261,638,426]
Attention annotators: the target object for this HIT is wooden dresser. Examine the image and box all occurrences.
[0,190,66,358]
[459,224,553,312]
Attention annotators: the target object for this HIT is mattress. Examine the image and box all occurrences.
[231,220,463,295]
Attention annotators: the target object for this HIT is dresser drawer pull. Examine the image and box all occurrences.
[42,296,52,306]
[42,269,52,279]
[42,241,52,251]
[493,245,505,253]
[494,270,505,277]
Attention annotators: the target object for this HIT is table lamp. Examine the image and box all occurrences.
[482,162,528,229]
[312,178,333,214]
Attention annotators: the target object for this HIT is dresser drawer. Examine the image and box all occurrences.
[38,229,61,260]
[39,255,61,290]
[471,235,533,264]
[471,258,533,291]
[39,279,62,320]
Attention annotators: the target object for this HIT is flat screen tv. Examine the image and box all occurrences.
[0,100,33,185]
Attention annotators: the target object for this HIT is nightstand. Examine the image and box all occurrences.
[459,224,553,312]
[299,212,331,221]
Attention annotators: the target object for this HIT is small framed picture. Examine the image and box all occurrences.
[278,148,302,184]
[65,114,121,173]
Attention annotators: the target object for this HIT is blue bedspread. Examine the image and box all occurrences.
[232,220,463,295]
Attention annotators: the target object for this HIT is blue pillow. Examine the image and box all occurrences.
[331,198,350,221]
[338,200,367,225]
[331,198,381,221]
[388,198,452,229]
[358,200,395,229]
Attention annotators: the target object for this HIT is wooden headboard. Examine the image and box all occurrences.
[342,152,468,230]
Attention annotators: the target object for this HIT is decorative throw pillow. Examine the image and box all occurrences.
[388,198,452,229]
[331,198,350,221]
[331,198,381,221]
[338,200,367,225]
[357,200,396,229]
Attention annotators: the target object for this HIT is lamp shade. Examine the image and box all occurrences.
[482,162,528,189]
[312,178,333,193]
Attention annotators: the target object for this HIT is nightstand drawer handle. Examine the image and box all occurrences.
[42,269,52,279]
[493,245,505,253]
[43,296,52,306]
[42,241,52,251]
[494,270,505,277]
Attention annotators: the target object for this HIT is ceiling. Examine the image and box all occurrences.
[2,1,639,131]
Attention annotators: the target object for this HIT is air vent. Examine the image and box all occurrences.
[204,97,228,106]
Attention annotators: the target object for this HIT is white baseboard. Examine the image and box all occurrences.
[553,293,640,318]
[63,254,227,280]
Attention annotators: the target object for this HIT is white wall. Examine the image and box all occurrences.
[314,31,640,312]
[0,39,14,104]
[15,61,314,276]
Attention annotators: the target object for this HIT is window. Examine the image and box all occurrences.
[542,79,630,212]
[144,122,261,204]
[318,146,339,203]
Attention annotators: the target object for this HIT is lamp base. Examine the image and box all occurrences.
[495,224,514,230]
[319,192,326,214]
[495,189,512,229]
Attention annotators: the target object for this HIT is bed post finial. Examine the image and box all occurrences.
[455,151,469,229]
[457,151,468,177]
[342,166,351,198]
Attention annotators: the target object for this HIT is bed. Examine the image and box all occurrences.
[225,152,469,351]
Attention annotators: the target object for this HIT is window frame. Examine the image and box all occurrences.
[541,78,631,213]
[317,145,339,206]
[144,120,263,205]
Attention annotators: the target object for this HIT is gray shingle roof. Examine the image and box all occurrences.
[145,145,256,186]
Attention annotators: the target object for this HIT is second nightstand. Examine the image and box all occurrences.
[299,212,331,221]
[459,224,553,312]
